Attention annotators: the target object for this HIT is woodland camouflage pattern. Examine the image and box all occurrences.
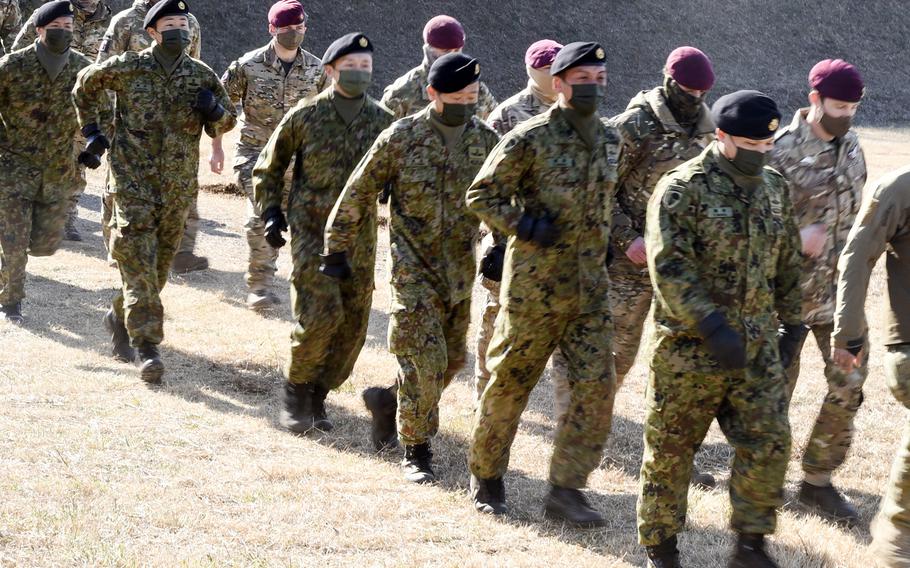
[0,44,90,304]
[467,106,621,488]
[0,0,19,53]
[253,88,393,390]
[13,1,111,58]
[325,106,498,445]
[381,63,497,120]
[638,143,803,545]
[485,87,549,137]
[96,0,201,62]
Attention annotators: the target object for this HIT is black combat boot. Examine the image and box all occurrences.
[798,481,859,525]
[137,344,164,384]
[402,443,435,484]
[728,533,778,568]
[362,386,398,450]
[646,535,683,568]
[543,485,606,528]
[103,308,135,362]
[471,475,508,515]
[0,302,23,325]
[311,385,334,431]
[691,468,716,490]
[171,252,209,274]
[64,211,82,242]
[279,382,317,433]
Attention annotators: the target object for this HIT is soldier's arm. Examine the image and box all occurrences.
[645,176,718,327]
[773,181,805,326]
[324,128,395,254]
[769,138,832,225]
[1,1,21,52]
[202,72,237,138]
[72,59,123,128]
[316,65,328,92]
[477,82,497,121]
[380,83,404,119]
[10,13,35,51]
[221,58,246,107]
[466,132,530,236]
[253,108,306,214]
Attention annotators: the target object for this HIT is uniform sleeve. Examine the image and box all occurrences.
[324,128,396,254]
[465,131,530,237]
[477,82,497,121]
[202,70,236,138]
[773,181,805,325]
[379,83,404,119]
[610,117,646,251]
[95,16,125,62]
[252,108,305,214]
[0,54,10,108]
[221,58,246,106]
[0,1,21,52]
[10,14,35,51]
[645,176,718,327]
[72,59,122,128]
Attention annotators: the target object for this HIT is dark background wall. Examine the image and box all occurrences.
[101,1,907,124]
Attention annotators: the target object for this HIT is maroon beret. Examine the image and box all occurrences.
[809,59,864,102]
[524,39,563,69]
[268,0,305,28]
[423,15,465,50]
[665,46,715,91]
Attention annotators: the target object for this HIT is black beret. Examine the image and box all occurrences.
[550,41,606,76]
[322,32,373,66]
[711,90,782,140]
[143,0,190,30]
[34,1,74,27]
[428,52,481,94]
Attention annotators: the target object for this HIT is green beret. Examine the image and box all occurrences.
[322,32,373,66]
[34,1,74,27]
[143,0,190,30]
[711,90,782,140]
[428,52,480,94]
[550,41,606,75]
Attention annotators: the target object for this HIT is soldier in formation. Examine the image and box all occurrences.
[0,0,20,53]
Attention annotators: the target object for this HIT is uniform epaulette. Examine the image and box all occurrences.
[236,44,267,68]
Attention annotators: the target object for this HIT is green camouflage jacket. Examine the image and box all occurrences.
[380,62,497,120]
[96,0,201,62]
[13,1,111,58]
[486,85,551,136]
[0,0,19,54]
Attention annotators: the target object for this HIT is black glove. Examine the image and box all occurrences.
[516,211,560,248]
[845,336,865,357]
[78,123,110,169]
[193,89,225,122]
[261,206,288,249]
[778,322,809,369]
[479,243,506,282]
[697,311,747,370]
[319,251,352,280]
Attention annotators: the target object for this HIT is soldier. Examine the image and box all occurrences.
[467,42,619,527]
[832,167,910,568]
[72,0,236,382]
[769,59,867,524]
[252,32,392,433]
[0,0,20,54]
[638,91,804,568]
[380,14,496,120]
[0,1,91,324]
[473,39,562,404]
[214,0,326,312]
[325,53,498,482]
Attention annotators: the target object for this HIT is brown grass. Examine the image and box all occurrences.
[0,128,908,567]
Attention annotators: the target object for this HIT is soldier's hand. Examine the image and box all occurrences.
[319,251,352,280]
[800,223,827,258]
[625,237,647,266]
[209,146,224,174]
[193,89,225,122]
[517,211,560,248]
[777,322,809,369]
[479,243,506,282]
[261,206,288,249]
[698,311,747,370]
[78,150,102,169]
[834,347,862,373]
[78,123,110,169]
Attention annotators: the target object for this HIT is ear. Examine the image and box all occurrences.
[808,90,822,107]
[268,24,276,35]
[426,85,438,102]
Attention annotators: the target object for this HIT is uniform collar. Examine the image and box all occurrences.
[263,41,306,71]
[643,86,714,136]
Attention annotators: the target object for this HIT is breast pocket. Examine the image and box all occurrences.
[395,166,436,219]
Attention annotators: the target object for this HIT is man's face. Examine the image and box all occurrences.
[269,21,306,38]
[718,130,775,158]
[37,16,75,41]
[553,65,606,99]
[429,81,480,107]
[148,15,189,42]
[678,82,708,99]
[332,53,373,74]
[815,93,860,118]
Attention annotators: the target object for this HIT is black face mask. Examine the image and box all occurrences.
[337,69,371,98]
[819,109,853,139]
[568,83,604,116]
[439,103,475,126]
[44,29,72,54]
[158,28,190,57]
[276,30,304,50]
[731,146,769,177]
[664,76,704,124]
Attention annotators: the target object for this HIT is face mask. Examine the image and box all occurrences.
[337,69,372,98]
[43,28,72,54]
[527,66,557,104]
[818,108,853,139]
[665,76,704,123]
[276,30,304,50]
[731,146,769,177]
[568,83,604,116]
[423,44,447,67]
[158,28,190,57]
[439,102,475,126]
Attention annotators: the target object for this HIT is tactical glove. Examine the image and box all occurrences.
[479,242,506,282]
[261,206,288,249]
[778,322,809,369]
[193,89,225,122]
[516,211,560,248]
[78,123,110,169]
[697,311,747,370]
[319,251,352,280]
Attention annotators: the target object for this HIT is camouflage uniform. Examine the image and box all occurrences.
[223,41,325,294]
[381,62,497,120]
[0,44,91,305]
[0,0,19,54]
[467,106,621,489]
[73,48,236,346]
[253,88,392,390]
[325,105,498,446]
[769,109,868,480]
[638,143,803,545]
[95,0,202,257]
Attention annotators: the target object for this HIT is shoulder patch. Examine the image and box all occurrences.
[662,188,684,210]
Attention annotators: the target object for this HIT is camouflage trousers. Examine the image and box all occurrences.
[102,185,199,258]
[390,294,470,446]
[287,254,372,391]
[0,195,68,304]
[637,336,791,545]
[785,323,869,478]
[236,156,289,292]
[469,307,617,488]
[64,164,87,233]
[871,344,910,567]
[110,194,191,346]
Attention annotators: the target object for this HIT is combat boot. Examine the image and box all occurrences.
[103,308,135,362]
[402,443,435,484]
[279,382,317,433]
[728,533,778,568]
[691,468,716,490]
[0,303,24,325]
[362,386,398,450]
[64,212,82,242]
[471,475,508,515]
[798,481,859,525]
[645,535,683,568]
[137,344,164,384]
[311,385,334,431]
[246,290,280,312]
[171,252,209,274]
[543,485,606,528]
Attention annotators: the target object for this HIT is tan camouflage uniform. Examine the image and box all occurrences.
[325,105,499,446]
[770,109,868,480]
[0,0,20,54]
[223,40,325,294]
[381,62,497,120]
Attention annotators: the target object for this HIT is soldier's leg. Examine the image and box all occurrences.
[63,165,87,241]
[0,197,33,307]
[549,349,572,422]
[171,195,207,274]
[784,324,812,400]
[101,185,115,262]
[473,278,500,402]
[469,308,564,480]
[609,272,653,385]
[28,198,69,257]
[177,195,198,255]
[637,362,724,545]
[286,259,344,387]
[319,285,373,391]
[238,162,279,299]
[442,297,471,388]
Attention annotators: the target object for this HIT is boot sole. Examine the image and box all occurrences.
[474,501,509,516]
[140,361,165,384]
[543,507,607,529]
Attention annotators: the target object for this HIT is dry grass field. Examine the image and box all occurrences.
[0,127,908,567]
